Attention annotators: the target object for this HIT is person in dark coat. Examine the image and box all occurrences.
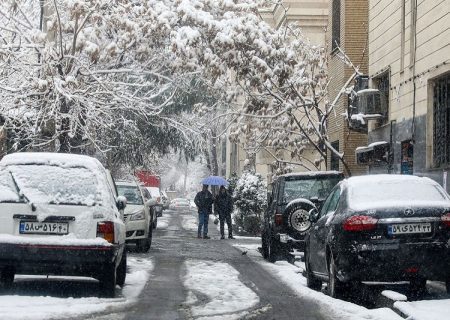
[194,184,214,239]
[215,186,234,239]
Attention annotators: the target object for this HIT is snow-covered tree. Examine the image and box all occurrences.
[232,171,267,235]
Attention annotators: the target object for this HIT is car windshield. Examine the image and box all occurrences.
[350,180,448,208]
[282,176,341,204]
[117,185,143,205]
[0,165,100,205]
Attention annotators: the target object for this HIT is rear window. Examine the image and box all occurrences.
[283,176,342,203]
[350,180,448,209]
[117,185,143,205]
[0,165,101,206]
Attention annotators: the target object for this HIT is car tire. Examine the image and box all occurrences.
[0,267,15,290]
[267,231,280,263]
[99,263,117,298]
[328,252,346,299]
[446,278,450,294]
[116,250,127,288]
[286,204,313,234]
[409,278,427,300]
[305,250,322,291]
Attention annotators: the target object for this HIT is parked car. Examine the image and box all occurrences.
[305,174,450,298]
[116,181,155,252]
[170,198,191,211]
[140,186,158,229]
[146,187,163,217]
[261,171,344,262]
[0,152,127,297]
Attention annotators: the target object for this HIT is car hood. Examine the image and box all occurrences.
[124,204,144,215]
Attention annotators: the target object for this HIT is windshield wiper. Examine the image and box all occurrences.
[9,171,36,212]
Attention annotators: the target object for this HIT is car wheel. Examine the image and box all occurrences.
[267,232,280,263]
[328,252,346,298]
[0,267,15,290]
[286,204,312,234]
[409,278,427,300]
[116,250,127,288]
[99,263,117,298]
[305,250,322,291]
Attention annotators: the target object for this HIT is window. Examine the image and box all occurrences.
[373,71,390,122]
[433,73,450,167]
[331,0,341,50]
[320,187,340,217]
[330,141,340,171]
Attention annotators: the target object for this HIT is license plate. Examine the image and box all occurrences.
[388,223,432,235]
[19,221,69,235]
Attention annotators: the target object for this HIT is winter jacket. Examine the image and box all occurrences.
[215,192,233,217]
[194,190,214,214]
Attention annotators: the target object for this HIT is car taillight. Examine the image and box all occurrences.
[441,213,450,227]
[275,213,283,226]
[343,215,378,232]
[97,222,115,243]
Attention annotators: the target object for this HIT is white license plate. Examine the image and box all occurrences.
[388,223,432,235]
[19,221,69,235]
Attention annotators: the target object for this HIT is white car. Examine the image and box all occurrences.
[170,198,191,211]
[0,152,126,298]
[117,181,155,252]
[145,187,163,217]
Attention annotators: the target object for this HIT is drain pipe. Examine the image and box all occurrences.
[388,120,396,174]
[411,0,418,144]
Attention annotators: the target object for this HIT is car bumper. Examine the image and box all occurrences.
[277,233,305,250]
[337,240,450,282]
[0,242,119,278]
[125,220,148,241]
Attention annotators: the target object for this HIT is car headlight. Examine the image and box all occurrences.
[130,210,145,221]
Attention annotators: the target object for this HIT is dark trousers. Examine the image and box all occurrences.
[219,214,232,237]
[198,211,209,237]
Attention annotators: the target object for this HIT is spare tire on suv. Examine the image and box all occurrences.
[261,171,344,262]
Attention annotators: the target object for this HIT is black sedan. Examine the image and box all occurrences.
[305,174,450,298]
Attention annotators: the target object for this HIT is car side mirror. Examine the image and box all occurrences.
[146,199,157,207]
[116,196,127,211]
[309,208,320,223]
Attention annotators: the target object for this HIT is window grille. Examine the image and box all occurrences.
[331,0,341,50]
[433,74,450,167]
[330,141,340,171]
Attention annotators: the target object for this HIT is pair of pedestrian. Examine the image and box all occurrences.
[194,185,233,239]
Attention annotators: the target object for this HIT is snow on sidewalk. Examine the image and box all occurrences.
[183,260,259,319]
[394,299,450,320]
[233,242,403,320]
[0,257,153,320]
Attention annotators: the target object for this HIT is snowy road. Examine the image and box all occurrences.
[4,209,448,320]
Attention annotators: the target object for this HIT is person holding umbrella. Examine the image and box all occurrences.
[194,184,214,239]
[215,186,234,239]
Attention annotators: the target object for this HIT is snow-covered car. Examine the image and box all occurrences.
[145,187,163,217]
[305,175,450,298]
[0,152,126,298]
[117,181,155,252]
[170,198,191,211]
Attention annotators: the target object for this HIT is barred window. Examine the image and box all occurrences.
[330,141,340,171]
[433,73,450,167]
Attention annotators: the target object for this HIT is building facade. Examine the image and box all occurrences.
[362,0,450,191]
[326,0,369,176]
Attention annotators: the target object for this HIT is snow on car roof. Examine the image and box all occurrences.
[279,171,343,178]
[345,174,450,210]
[116,181,139,187]
[0,152,103,170]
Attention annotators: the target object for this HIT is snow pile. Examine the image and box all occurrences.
[381,290,407,301]
[394,299,450,320]
[181,213,199,232]
[0,234,111,247]
[0,257,153,320]
[183,260,259,319]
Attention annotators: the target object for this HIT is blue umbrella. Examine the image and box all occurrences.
[201,176,229,186]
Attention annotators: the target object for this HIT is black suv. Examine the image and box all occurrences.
[261,171,343,262]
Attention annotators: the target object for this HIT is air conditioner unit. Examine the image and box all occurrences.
[348,89,387,131]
